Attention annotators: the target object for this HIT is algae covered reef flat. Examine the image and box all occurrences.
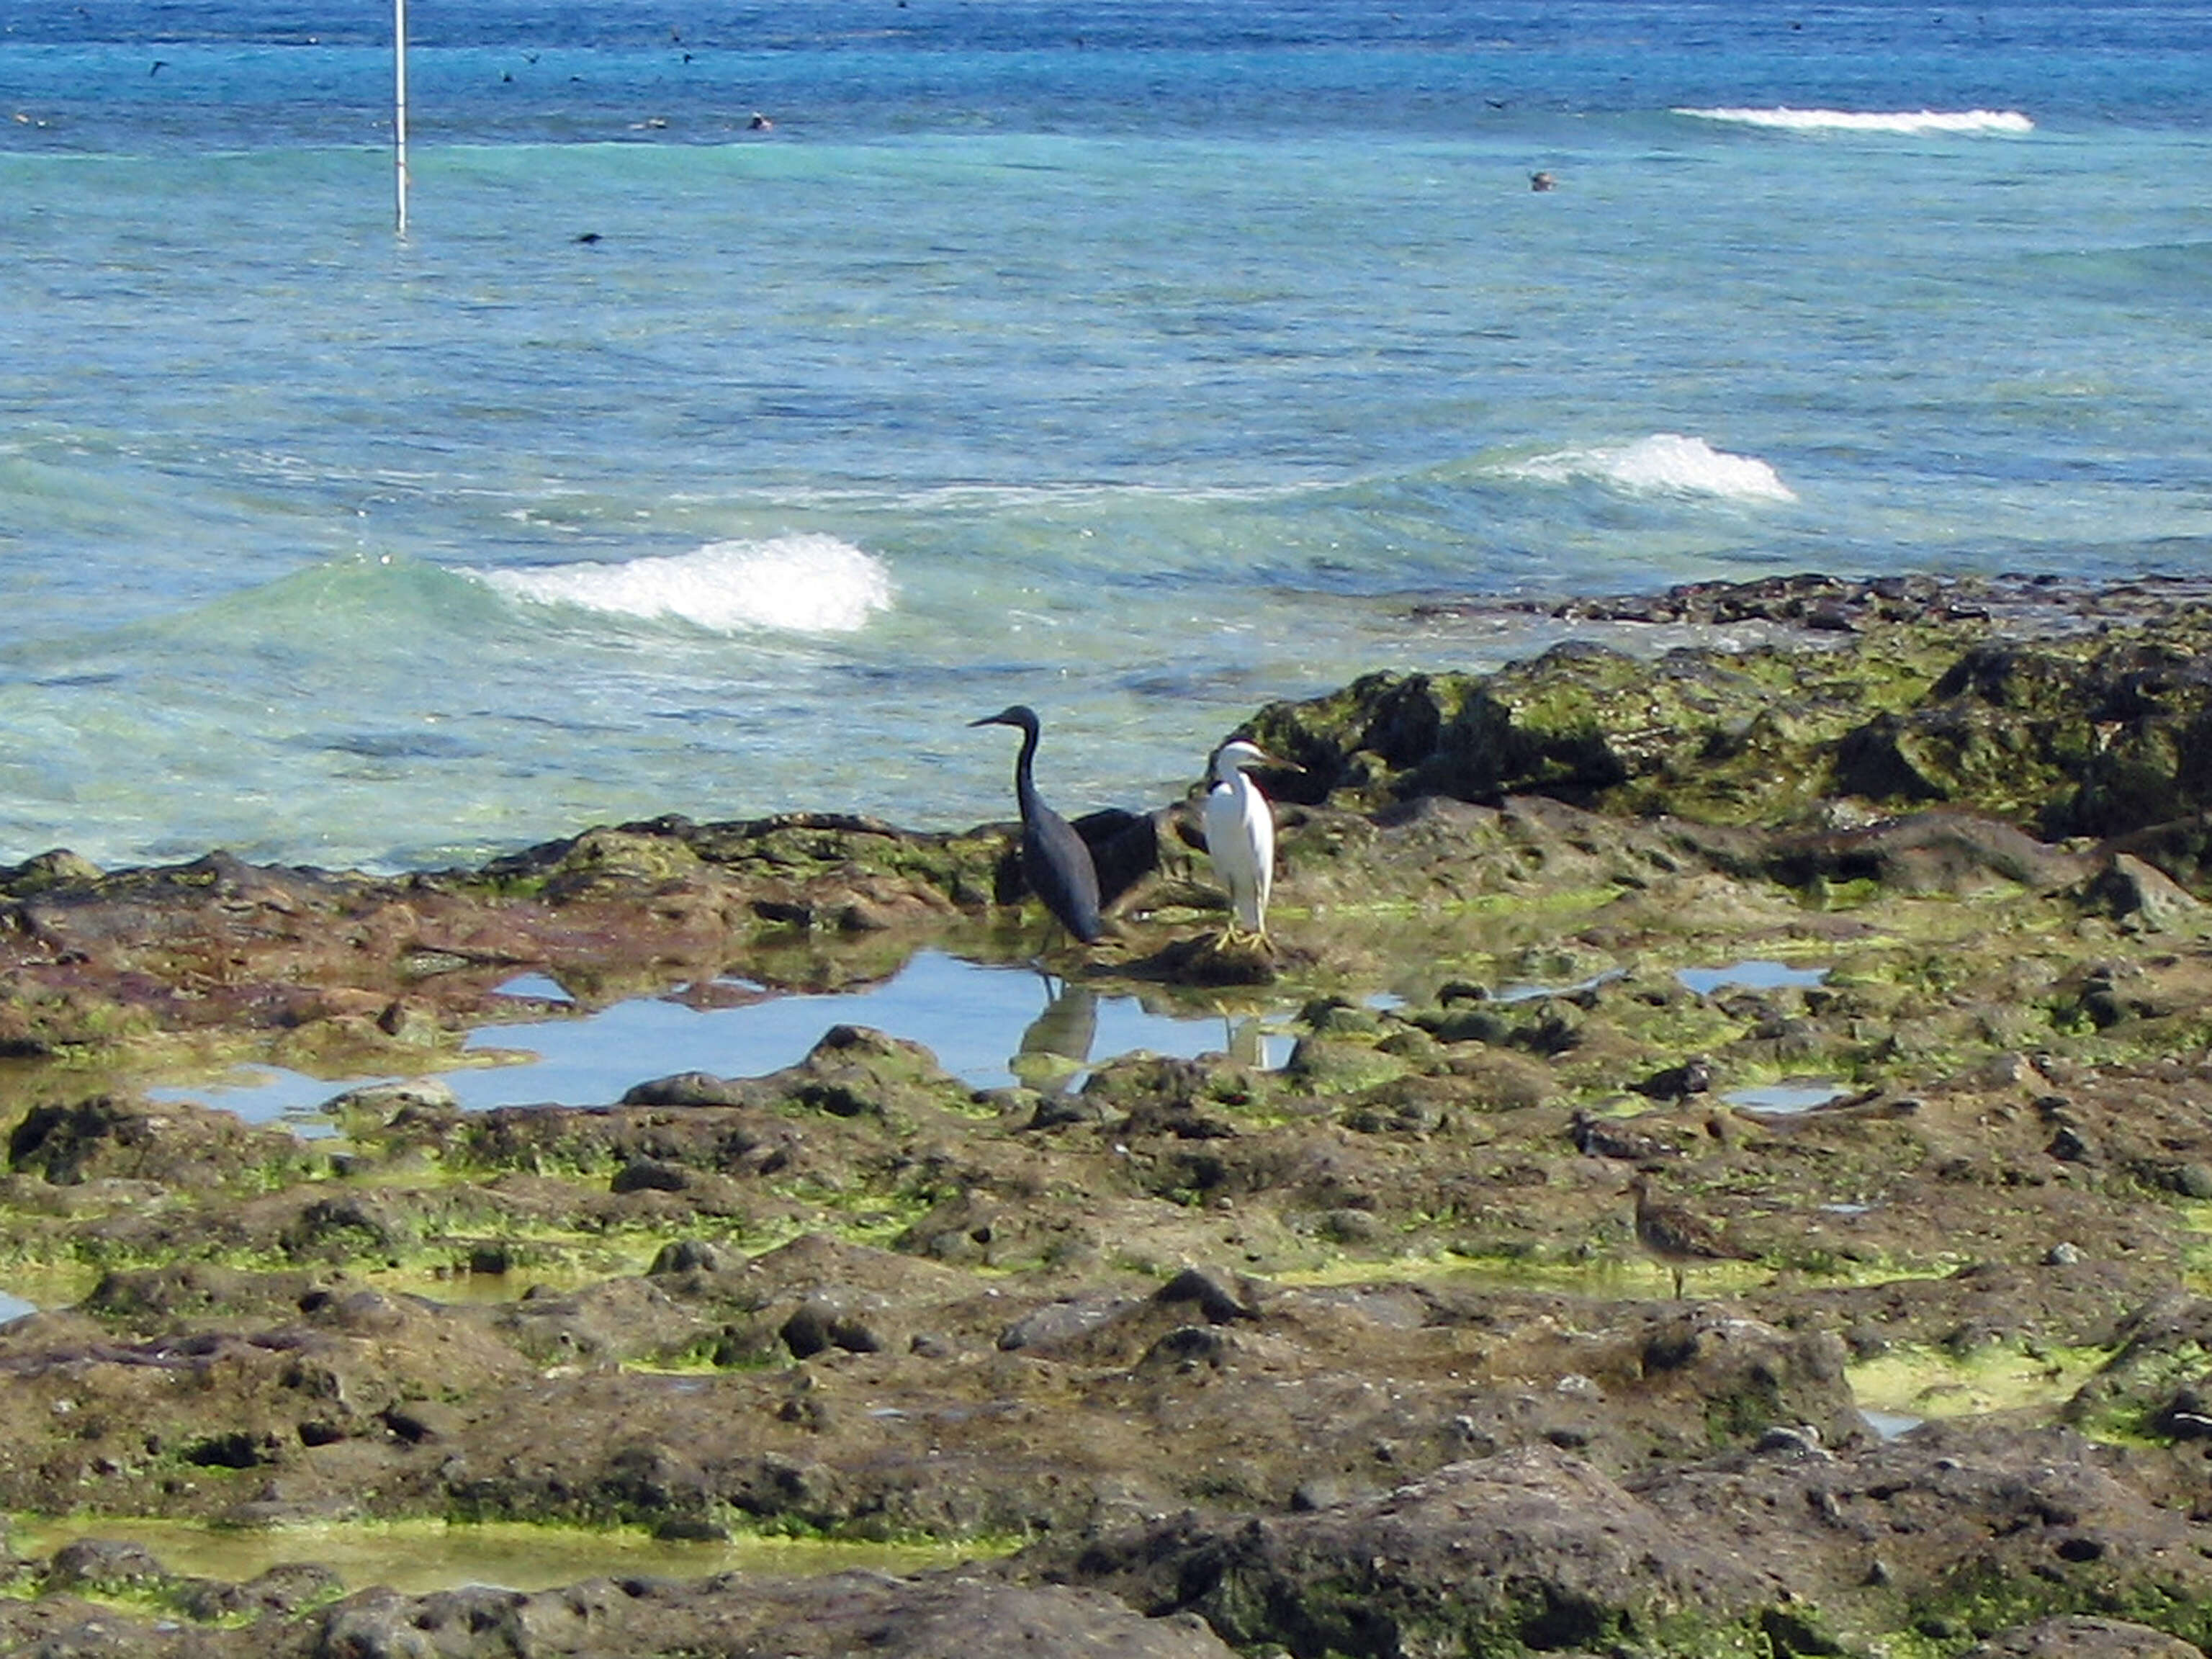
[6,577,2212,1657]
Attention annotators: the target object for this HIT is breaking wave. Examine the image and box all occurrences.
[1674,107,2034,135]
[477,535,895,635]
[1503,434,1798,503]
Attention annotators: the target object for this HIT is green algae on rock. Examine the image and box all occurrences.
[1,578,2211,1656]
[1243,578,2212,839]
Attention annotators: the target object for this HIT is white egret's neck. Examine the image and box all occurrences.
[1210,741,1267,786]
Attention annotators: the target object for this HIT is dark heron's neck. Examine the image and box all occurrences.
[1009,716,1046,819]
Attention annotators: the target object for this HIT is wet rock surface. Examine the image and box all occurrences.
[2,578,2212,1655]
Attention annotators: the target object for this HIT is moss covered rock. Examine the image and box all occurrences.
[1244,595,2212,841]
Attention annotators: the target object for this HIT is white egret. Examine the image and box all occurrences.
[970,705,1104,945]
[1203,739,1292,940]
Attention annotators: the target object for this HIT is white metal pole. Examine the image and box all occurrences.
[393,0,410,233]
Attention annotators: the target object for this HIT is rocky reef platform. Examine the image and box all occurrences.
[4,574,2212,1657]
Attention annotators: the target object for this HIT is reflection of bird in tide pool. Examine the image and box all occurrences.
[1203,739,1295,941]
[1627,1174,1756,1299]
[1013,977,1097,1098]
[970,705,1103,948]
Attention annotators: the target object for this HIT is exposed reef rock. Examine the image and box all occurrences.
[2,577,2212,1656]
[1031,1421,2212,1659]
[0,1568,1242,1658]
[1247,574,2212,837]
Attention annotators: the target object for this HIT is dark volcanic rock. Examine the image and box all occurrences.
[1835,634,2212,838]
[9,1094,313,1190]
[0,1569,1241,1659]
[1039,1445,1789,1655]
[1244,593,2212,840]
[1959,1617,2206,1659]
[1031,1424,2212,1659]
[0,814,1020,1060]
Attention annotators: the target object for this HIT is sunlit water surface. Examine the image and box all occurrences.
[5,2,2211,871]
[150,950,1300,1127]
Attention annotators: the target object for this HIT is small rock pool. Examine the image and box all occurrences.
[152,950,1303,1130]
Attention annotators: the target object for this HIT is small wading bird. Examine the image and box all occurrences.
[970,705,1103,946]
[1627,1174,1755,1300]
[1570,1108,1681,1164]
[1203,739,1295,941]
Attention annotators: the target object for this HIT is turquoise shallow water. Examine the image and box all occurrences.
[5,2,2211,870]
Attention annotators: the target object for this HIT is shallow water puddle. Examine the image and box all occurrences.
[1493,960,1828,1005]
[6,1515,979,1595]
[1727,1079,1850,1115]
[1676,960,1830,997]
[151,950,1299,1127]
[0,1264,107,1326]
[1859,1408,1925,1440]
[1848,1345,2105,1424]
[1494,968,1625,1004]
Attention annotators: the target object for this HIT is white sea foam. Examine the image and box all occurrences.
[478,536,894,634]
[1506,435,1798,503]
[1675,106,2033,135]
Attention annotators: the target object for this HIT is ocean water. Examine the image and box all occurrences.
[6,1,2211,872]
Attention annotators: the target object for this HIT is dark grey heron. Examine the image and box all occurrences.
[970,705,1103,945]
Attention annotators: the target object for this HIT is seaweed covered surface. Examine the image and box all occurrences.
[5,578,2212,1657]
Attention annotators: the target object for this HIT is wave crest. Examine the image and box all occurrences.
[1506,435,1798,503]
[1675,107,2033,135]
[478,536,894,634]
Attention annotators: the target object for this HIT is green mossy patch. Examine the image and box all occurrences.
[1247,597,2212,842]
[1851,1344,2111,1427]
[4,580,2212,1655]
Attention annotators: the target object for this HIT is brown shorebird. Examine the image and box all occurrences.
[1627,1175,1755,1299]
[1571,1108,1681,1163]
